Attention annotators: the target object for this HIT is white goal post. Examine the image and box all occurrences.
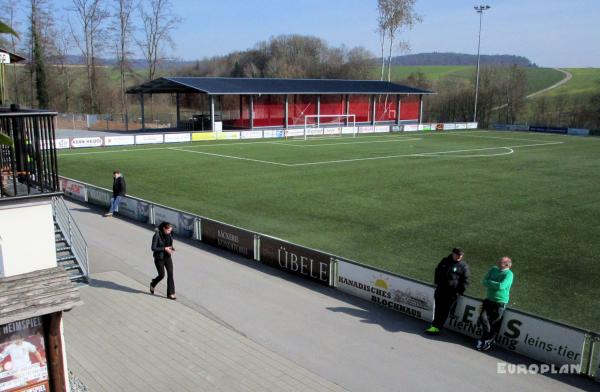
[295,114,356,140]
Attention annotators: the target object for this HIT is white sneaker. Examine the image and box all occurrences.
[481,339,494,351]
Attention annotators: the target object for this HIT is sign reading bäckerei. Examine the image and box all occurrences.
[259,236,332,285]
[336,260,434,321]
[447,296,586,367]
[201,219,254,259]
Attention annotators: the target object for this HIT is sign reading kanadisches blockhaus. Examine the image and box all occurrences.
[0,317,50,392]
[259,237,333,286]
[201,219,255,259]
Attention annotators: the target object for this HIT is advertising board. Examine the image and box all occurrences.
[404,124,419,132]
[117,197,150,223]
[455,123,467,129]
[54,139,70,149]
[153,206,195,238]
[336,261,434,321]
[201,219,255,259]
[86,186,111,208]
[374,126,390,133]
[467,122,478,129]
[443,123,457,130]
[260,237,332,285]
[70,137,103,148]
[104,136,135,146]
[358,126,375,133]
[135,134,164,144]
[164,133,191,143]
[60,178,87,201]
[192,132,216,141]
[240,131,263,139]
[216,132,240,140]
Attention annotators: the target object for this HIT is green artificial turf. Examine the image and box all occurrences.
[58,130,600,331]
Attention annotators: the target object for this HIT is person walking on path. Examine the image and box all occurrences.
[476,256,514,351]
[105,170,126,217]
[150,221,176,300]
[425,248,470,335]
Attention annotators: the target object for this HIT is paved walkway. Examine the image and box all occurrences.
[62,200,598,392]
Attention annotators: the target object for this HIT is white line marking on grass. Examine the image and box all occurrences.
[442,132,556,143]
[168,147,291,166]
[287,141,564,167]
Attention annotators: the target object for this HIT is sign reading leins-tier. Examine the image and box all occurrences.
[260,237,332,285]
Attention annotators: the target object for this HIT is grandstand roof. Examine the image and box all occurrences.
[126,77,434,95]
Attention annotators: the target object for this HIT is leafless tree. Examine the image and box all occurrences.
[377,0,421,81]
[69,0,109,112]
[1,0,21,104]
[135,0,181,82]
[112,0,135,127]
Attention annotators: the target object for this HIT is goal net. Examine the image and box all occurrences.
[285,114,356,140]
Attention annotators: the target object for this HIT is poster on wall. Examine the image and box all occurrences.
[70,137,103,148]
[336,260,434,321]
[54,139,70,149]
[104,136,135,146]
[86,186,111,208]
[201,219,254,259]
[259,236,332,285]
[135,134,163,144]
[153,206,195,238]
[0,317,50,392]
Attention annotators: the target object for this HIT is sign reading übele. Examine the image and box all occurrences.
[336,260,434,321]
[201,219,254,259]
[260,237,332,285]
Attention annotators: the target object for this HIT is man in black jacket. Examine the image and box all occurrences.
[105,170,126,217]
[425,248,470,335]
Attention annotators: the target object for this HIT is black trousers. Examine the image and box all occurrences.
[479,299,506,341]
[432,289,458,329]
[151,257,175,296]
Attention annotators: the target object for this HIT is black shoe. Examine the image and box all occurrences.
[149,283,155,295]
[481,339,493,351]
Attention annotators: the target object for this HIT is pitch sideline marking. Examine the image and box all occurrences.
[168,147,291,166]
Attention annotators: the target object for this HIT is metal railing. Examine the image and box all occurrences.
[52,195,89,281]
[0,108,59,198]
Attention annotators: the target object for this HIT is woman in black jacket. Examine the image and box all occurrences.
[150,221,176,300]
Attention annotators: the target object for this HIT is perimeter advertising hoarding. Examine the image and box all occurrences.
[403,124,419,132]
[447,296,587,367]
[192,132,216,141]
[306,128,323,136]
[374,126,389,133]
[240,131,263,139]
[435,123,444,131]
[467,122,478,129]
[135,134,164,144]
[341,127,355,134]
[455,123,468,129]
[323,128,341,135]
[117,197,150,223]
[163,133,191,143]
[0,317,50,392]
[54,139,70,149]
[60,178,86,201]
[260,236,332,286]
[262,130,284,138]
[201,219,254,259]
[70,137,103,148]
[86,186,111,208]
[216,132,240,140]
[285,129,304,137]
[153,206,195,238]
[443,123,457,130]
[358,126,375,133]
[336,261,434,321]
[104,136,135,146]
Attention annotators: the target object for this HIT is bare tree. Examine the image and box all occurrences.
[1,0,21,104]
[54,30,74,112]
[135,0,181,82]
[112,0,135,126]
[378,0,421,82]
[69,0,109,112]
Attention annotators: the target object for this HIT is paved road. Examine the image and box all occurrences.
[62,200,598,391]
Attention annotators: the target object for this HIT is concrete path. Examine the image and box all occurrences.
[62,200,598,392]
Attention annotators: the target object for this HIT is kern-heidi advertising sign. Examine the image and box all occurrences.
[259,236,333,286]
[201,219,254,259]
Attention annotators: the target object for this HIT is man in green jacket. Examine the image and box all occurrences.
[476,256,514,351]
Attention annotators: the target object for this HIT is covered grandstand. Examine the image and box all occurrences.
[126,77,434,131]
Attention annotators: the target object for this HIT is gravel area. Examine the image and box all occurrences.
[69,370,90,392]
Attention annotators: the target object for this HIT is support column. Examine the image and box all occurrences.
[175,93,181,129]
[316,95,321,127]
[345,95,350,125]
[249,95,254,129]
[284,95,289,129]
[419,95,424,124]
[371,95,376,126]
[140,93,145,130]
[395,95,401,125]
[210,95,215,132]
[46,312,68,392]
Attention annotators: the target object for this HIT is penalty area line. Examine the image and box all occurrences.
[168,147,291,166]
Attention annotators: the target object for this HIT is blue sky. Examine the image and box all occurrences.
[53,0,600,67]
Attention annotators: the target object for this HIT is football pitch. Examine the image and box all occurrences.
[58,130,600,331]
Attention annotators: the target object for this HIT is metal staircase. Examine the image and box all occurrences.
[52,196,89,283]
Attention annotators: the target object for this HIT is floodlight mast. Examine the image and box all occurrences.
[473,5,491,124]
